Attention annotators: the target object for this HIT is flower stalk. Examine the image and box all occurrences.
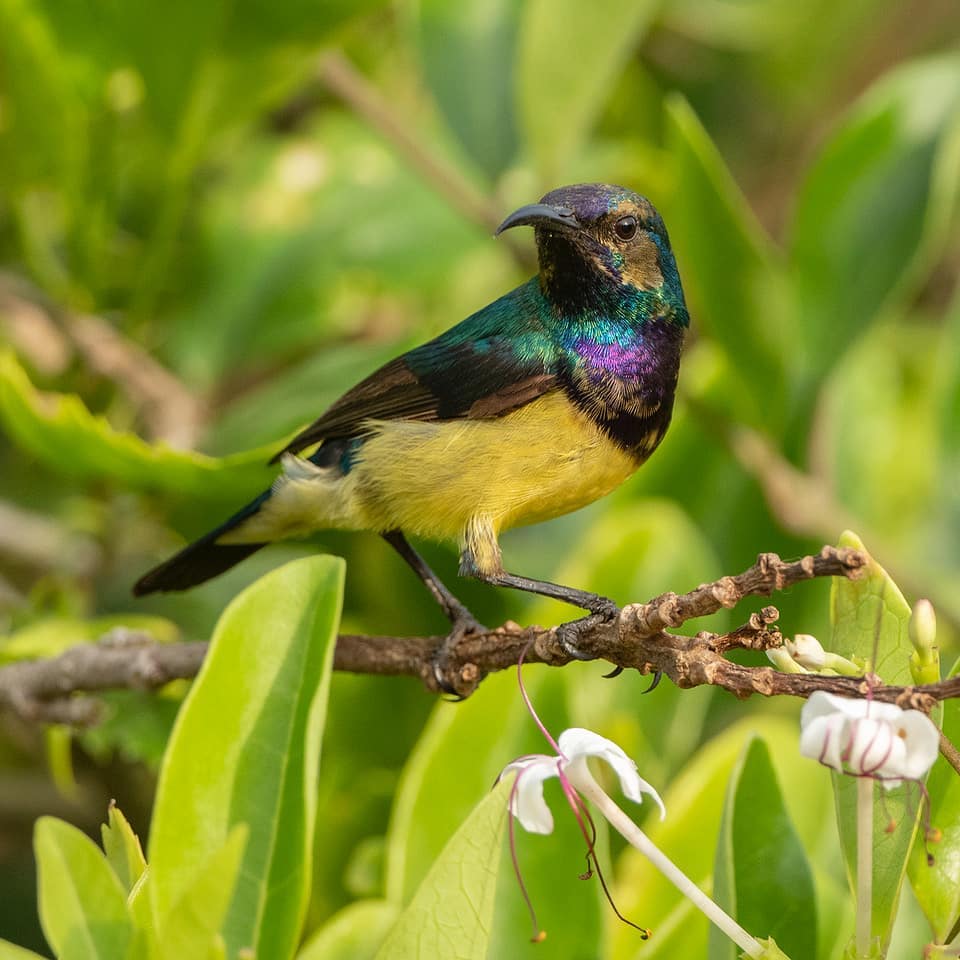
[572,766,764,959]
[856,774,873,957]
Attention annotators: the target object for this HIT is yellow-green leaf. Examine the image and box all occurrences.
[148,556,343,960]
[830,530,919,950]
[0,351,274,501]
[375,782,509,960]
[101,803,147,893]
[296,900,399,960]
[34,816,134,960]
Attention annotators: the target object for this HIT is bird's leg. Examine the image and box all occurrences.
[459,551,620,661]
[382,531,483,631]
[382,532,486,694]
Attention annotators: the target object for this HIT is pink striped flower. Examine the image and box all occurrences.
[799,692,939,788]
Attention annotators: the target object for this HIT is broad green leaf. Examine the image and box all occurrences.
[664,96,791,423]
[0,352,274,501]
[830,530,912,684]
[385,670,537,904]
[791,54,960,378]
[908,655,960,941]
[384,668,605,957]
[0,941,48,960]
[296,900,400,960]
[375,782,510,960]
[148,556,343,960]
[518,0,658,181]
[34,816,133,960]
[829,531,918,950]
[710,737,816,960]
[611,716,834,960]
[411,0,520,181]
[155,825,248,960]
[101,803,147,893]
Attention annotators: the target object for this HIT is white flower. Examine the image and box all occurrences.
[502,727,665,833]
[786,634,826,669]
[799,691,939,789]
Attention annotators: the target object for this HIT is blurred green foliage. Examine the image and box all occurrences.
[1,0,959,956]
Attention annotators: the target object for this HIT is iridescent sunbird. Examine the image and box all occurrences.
[135,183,689,653]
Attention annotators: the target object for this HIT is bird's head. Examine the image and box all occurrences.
[497,183,687,324]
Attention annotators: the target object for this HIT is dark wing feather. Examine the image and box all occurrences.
[270,338,557,463]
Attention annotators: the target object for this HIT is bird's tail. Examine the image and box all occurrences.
[132,490,272,596]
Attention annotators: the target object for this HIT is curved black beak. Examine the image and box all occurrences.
[495,202,581,236]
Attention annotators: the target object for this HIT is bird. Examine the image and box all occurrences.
[134,183,689,660]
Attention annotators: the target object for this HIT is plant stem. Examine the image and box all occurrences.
[574,768,764,958]
[856,775,874,956]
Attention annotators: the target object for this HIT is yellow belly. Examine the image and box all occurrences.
[353,391,638,569]
[223,391,639,574]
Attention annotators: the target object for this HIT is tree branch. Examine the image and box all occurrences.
[2,543,955,736]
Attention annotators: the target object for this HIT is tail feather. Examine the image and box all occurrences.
[133,491,271,596]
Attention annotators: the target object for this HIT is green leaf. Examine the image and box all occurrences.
[518,0,658,181]
[830,530,912,683]
[101,803,147,893]
[710,737,816,960]
[829,531,919,949]
[375,782,510,960]
[148,556,343,960]
[155,825,248,960]
[385,670,533,905]
[0,941,49,960]
[664,95,791,422]
[384,668,606,955]
[34,816,134,960]
[411,0,520,181]
[791,54,960,377]
[611,716,835,960]
[296,900,400,960]
[908,655,960,942]
[0,351,274,501]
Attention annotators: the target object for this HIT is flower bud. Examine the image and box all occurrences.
[909,599,938,686]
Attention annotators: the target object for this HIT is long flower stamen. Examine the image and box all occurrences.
[507,768,546,943]
[561,773,651,939]
[517,638,562,756]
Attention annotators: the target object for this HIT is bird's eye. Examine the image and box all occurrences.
[613,215,638,241]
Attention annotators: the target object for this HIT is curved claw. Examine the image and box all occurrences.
[602,665,624,679]
[555,613,609,661]
[430,615,486,699]
[642,671,663,694]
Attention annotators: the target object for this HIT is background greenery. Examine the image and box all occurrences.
[0,0,958,957]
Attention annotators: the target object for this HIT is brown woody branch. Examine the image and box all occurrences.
[1,544,955,735]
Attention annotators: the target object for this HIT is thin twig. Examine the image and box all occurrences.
[0,274,207,448]
[316,51,534,271]
[64,312,207,449]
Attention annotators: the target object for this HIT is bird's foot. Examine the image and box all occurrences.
[430,614,487,699]
[580,594,620,619]
[555,597,621,661]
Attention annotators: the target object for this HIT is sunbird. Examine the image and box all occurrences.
[135,183,689,649]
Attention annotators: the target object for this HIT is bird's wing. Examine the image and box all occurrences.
[270,333,557,463]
